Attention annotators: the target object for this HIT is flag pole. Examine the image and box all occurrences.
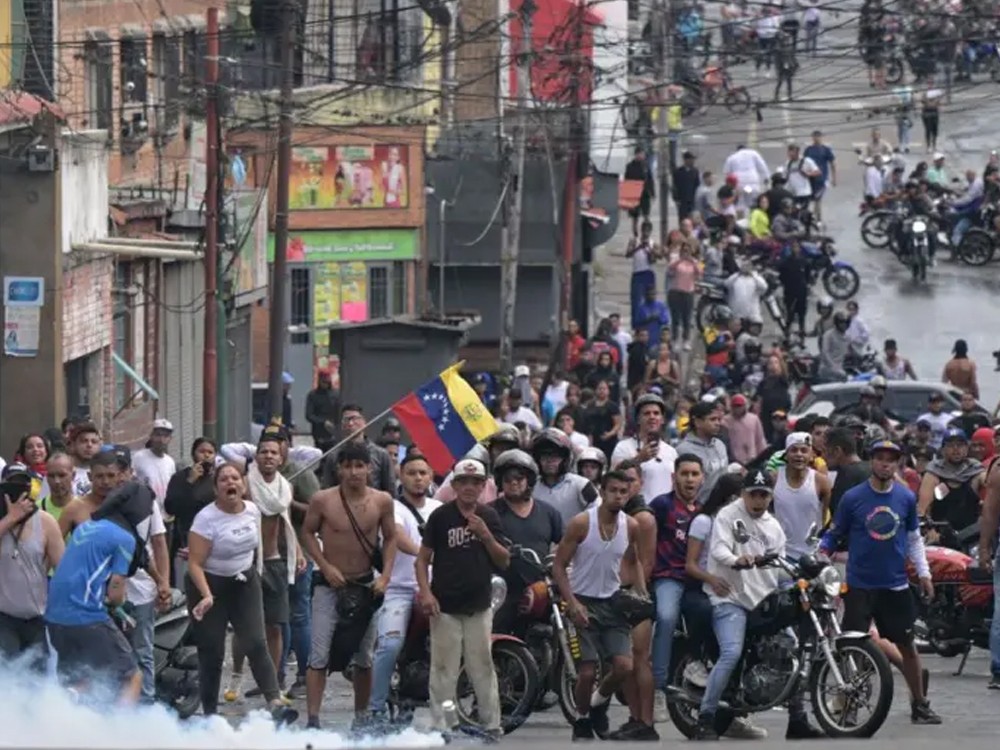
[285,403,399,482]
[283,360,469,482]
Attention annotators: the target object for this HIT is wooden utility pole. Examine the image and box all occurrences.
[203,7,220,440]
[268,0,297,422]
[656,0,672,247]
[499,0,534,374]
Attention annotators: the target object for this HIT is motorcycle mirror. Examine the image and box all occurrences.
[733,519,751,544]
[934,483,949,502]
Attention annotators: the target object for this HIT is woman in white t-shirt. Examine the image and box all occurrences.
[186,463,294,722]
[682,472,744,675]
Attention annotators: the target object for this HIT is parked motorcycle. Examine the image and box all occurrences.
[803,238,860,300]
[908,519,994,676]
[665,522,894,739]
[387,575,540,735]
[112,589,200,718]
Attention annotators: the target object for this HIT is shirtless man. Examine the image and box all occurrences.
[58,450,121,538]
[301,441,397,729]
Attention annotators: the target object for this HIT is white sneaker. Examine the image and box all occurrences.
[683,661,709,689]
[724,716,769,739]
[654,691,669,723]
[683,340,693,351]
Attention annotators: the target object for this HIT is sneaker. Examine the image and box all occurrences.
[654,691,669,723]
[631,724,660,741]
[683,340,693,351]
[305,716,321,730]
[590,699,611,739]
[989,674,1000,690]
[692,716,719,741]
[286,676,306,700]
[573,717,596,741]
[608,719,644,740]
[684,661,709,689]
[911,700,942,725]
[724,716,769,739]
[786,718,824,739]
[270,705,299,727]
[224,673,243,702]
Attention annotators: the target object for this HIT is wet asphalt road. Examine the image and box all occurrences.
[595,0,1000,408]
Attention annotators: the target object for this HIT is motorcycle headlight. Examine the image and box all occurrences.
[911,220,927,233]
[817,565,842,598]
[490,575,508,613]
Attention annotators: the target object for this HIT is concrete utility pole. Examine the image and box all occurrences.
[203,7,220,440]
[656,0,672,247]
[268,0,297,423]
[499,0,534,374]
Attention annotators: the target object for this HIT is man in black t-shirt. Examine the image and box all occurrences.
[416,458,510,736]
[825,428,872,519]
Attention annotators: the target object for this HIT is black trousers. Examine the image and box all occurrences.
[186,568,279,714]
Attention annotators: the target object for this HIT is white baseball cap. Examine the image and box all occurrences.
[785,431,812,449]
[514,365,530,378]
[152,418,174,432]
[453,458,487,479]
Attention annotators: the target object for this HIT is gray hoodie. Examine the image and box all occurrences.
[676,433,730,504]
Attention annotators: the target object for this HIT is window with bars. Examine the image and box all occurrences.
[84,40,113,130]
[368,265,390,318]
[119,35,148,104]
[355,0,424,84]
[152,33,182,133]
[290,267,311,344]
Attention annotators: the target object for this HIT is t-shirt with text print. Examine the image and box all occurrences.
[422,501,506,615]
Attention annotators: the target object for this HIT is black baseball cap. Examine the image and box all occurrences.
[743,469,774,494]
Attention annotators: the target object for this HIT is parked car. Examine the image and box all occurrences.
[791,381,988,425]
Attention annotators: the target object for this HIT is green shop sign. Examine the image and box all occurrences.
[269,228,418,262]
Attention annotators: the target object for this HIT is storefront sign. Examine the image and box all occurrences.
[4,306,40,357]
[3,276,44,306]
[289,144,410,210]
[271,228,417,263]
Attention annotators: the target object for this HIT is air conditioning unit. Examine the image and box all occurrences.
[27,143,55,172]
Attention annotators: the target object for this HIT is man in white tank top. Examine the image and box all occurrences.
[553,470,640,741]
[771,432,831,560]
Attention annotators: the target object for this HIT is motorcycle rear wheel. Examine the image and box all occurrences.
[456,640,540,735]
[725,88,752,114]
[885,57,904,84]
[809,638,894,738]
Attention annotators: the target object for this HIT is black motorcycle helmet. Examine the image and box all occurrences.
[711,305,734,326]
[492,448,540,489]
[833,311,850,330]
[530,428,573,476]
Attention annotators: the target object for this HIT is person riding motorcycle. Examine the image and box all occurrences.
[488,448,563,634]
[529,428,599,527]
[731,337,766,393]
[575,446,607,486]
[917,428,987,547]
[894,180,939,262]
[771,198,807,244]
[765,172,795,222]
[817,311,851,382]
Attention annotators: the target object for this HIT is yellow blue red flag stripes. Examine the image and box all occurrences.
[393,362,498,476]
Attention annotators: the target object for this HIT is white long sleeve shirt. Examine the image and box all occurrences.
[706,498,787,611]
[863,166,883,198]
[725,271,768,321]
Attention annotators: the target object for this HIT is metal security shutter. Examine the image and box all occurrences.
[160,261,205,462]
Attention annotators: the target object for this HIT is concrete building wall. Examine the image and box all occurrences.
[60,131,110,253]
[0,156,62,453]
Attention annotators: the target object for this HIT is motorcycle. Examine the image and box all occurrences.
[956,203,999,266]
[112,589,201,718]
[908,519,994,676]
[802,238,860,300]
[907,215,931,281]
[387,574,541,735]
[509,548,592,723]
[665,522,894,739]
[694,268,786,334]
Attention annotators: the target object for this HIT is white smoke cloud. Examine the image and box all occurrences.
[0,665,444,749]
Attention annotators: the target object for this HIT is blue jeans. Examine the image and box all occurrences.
[991,554,1000,677]
[280,561,313,681]
[700,602,747,717]
[127,601,157,702]
[652,577,686,689]
[369,588,415,714]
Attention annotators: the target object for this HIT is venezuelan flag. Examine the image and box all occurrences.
[393,363,499,476]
